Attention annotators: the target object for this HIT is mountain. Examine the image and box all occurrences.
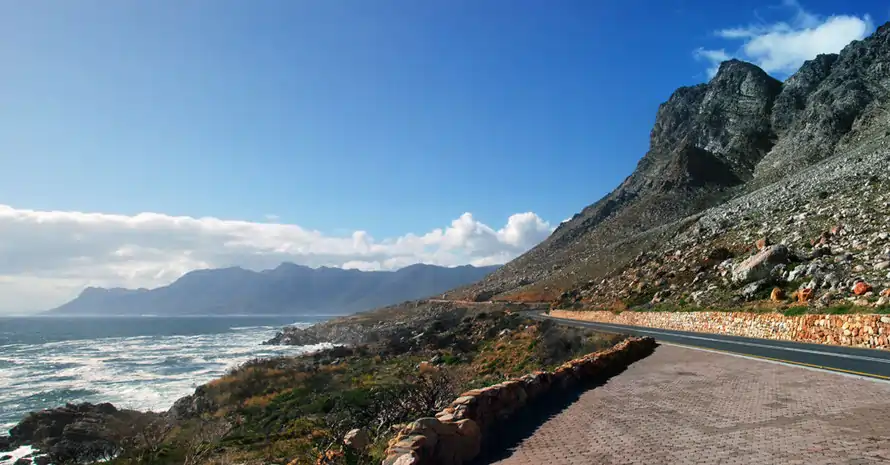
[47,263,500,316]
[452,22,890,304]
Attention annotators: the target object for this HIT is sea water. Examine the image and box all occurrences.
[0,315,333,439]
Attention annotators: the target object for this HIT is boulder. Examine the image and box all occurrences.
[853,282,873,296]
[417,361,438,374]
[387,452,420,465]
[342,428,370,451]
[797,288,814,303]
[732,245,789,284]
[740,280,767,299]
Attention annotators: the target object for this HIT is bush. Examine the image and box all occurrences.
[782,307,807,317]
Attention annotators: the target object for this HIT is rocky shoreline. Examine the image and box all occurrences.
[3,305,620,465]
[1,403,162,465]
[1,303,440,463]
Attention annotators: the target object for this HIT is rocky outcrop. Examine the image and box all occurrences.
[448,22,890,305]
[7,403,158,463]
[168,386,218,420]
[552,310,890,350]
[381,337,657,465]
[770,54,838,135]
[450,60,783,301]
[757,23,890,183]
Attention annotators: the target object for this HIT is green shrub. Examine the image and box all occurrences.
[782,307,807,317]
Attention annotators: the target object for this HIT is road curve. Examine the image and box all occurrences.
[528,311,890,381]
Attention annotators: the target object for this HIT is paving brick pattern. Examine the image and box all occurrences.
[488,345,890,465]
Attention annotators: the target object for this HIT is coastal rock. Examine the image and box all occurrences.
[168,387,216,419]
[8,402,157,463]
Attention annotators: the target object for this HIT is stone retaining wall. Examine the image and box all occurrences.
[381,337,657,465]
[550,310,890,349]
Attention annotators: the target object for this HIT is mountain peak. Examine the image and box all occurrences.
[714,58,767,76]
[453,21,890,303]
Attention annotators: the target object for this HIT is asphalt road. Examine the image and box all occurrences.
[527,311,890,381]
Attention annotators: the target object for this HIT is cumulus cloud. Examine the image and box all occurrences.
[0,205,554,313]
[695,1,872,77]
[693,48,732,78]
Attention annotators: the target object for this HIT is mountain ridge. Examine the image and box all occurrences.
[450,22,890,303]
[47,263,500,316]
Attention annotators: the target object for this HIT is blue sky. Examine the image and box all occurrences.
[0,0,885,311]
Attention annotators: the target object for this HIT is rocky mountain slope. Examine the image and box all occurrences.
[47,263,499,316]
[452,22,890,306]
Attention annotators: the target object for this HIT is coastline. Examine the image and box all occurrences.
[3,302,629,465]
[0,315,330,450]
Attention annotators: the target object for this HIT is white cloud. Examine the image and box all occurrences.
[694,48,731,78]
[0,204,554,313]
[695,1,872,77]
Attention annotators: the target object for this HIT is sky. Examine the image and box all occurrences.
[0,0,885,313]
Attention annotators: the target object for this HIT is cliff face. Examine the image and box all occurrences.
[456,60,784,300]
[454,22,890,302]
[756,23,890,182]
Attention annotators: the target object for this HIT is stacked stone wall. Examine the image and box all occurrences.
[382,337,657,465]
[551,310,890,349]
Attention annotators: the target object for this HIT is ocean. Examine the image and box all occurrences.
[0,315,334,438]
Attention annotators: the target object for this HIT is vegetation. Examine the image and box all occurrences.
[99,313,622,465]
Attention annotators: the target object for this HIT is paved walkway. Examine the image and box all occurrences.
[486,344,890,465]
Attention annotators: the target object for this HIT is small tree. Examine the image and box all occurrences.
[132,418,172,464]
[182,420,232,465]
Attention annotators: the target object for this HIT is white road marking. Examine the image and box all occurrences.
[663,342,890,385]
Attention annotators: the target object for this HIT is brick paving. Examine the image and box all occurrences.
[487,345,890,465]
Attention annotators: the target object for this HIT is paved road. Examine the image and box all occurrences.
[485,344,890,465]
[527,311,890,381]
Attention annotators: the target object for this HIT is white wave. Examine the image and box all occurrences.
[0,445,35,465]
[0,326,328,427]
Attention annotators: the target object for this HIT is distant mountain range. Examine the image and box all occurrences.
[46,263,500,316]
